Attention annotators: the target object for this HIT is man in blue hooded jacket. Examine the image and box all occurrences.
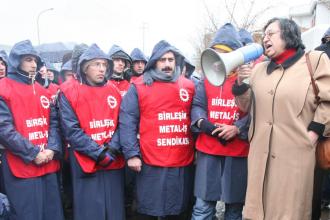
[0,51,8,78]
[58,44,125,220]
[108,45,132,96]
[0,50,8,195]
[191,23,250,220]
[119,40,195,220]
[0,40,64,220]
[130,48,148,82]
[238,28,254,46]
[315,27,330,58]
[60,60,74,82]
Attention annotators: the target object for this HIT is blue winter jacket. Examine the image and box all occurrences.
[119,40,186,160]
[191,80,249,140]
[58,44,121,161]
[0,40,61,163]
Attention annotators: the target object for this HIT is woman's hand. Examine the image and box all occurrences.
[308,130,319,146]
[237,64,252,85]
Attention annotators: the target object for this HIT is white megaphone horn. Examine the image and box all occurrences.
[201,43,263,86]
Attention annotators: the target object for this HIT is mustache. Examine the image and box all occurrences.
[162,67,173,72]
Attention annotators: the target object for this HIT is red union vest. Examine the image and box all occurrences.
[110,79,130,97]
[195,75,249,157]
[48,83,59,103]
[62,80,124,173]
[134,76,195,167]
[130,75,140,83]
[0,78,60,178]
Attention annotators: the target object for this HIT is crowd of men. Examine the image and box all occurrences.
[0,19,329,220]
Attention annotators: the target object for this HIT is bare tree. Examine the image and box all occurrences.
[190,0,275,71]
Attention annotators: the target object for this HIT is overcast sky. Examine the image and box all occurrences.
[1,0,312,60]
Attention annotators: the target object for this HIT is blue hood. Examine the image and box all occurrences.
[130,48,148,63]
[59,60,73,82]
[44,61,59,74]
[238,28,253,45]
[209,23,242,50]
[108,45,131,64]
[61,60,72,72]
[77,44,112,84]
[8,40,42,73]
[322,27,330,43]
[183,58,195,78]
[144,40,184,72]
[0,50,8,65]
[72,43,89,73]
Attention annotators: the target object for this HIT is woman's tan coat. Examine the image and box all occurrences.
[236,51,330,220]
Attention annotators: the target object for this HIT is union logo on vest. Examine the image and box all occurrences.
[40,95,50,109]
[107,95,117,109]
[179,89,189,102]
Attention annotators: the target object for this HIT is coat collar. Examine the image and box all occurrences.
[266,48,305,74]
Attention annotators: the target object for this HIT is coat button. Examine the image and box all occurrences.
[271,155,276,159]
[267,121,273,126]
[268,90,274,95]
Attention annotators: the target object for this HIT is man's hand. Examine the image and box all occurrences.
[212,124,239,140]
[127,157,142,172]
[43,149,55,162]
[34,151,48,165]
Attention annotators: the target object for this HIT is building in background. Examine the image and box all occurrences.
[289,0,330,50]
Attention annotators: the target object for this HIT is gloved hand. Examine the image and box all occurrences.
[97,149,114,167]
[0,193,10,217]
[199,119,227,145]
[97,145,121,167]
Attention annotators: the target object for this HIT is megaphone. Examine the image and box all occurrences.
[201,43,263,86]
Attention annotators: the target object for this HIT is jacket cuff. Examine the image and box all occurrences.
[308,121,325,136]
[97,148,114,167]
[98,153,113,167]
[47,146,61,159]
[125,152,141,161]
[27,146,41,163]
[232,80,249,96]
[199,119,217,136]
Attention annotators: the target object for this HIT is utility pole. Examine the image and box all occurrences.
[37,8,54,45]
[140,22,148,53]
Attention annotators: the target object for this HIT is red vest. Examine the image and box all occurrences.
[62,80,124,173]
[59,78,78,91]
[110,79,130,97]
[0,78,60,178]
[130,75,140,83]
[48,83,59,103]
[134,76,195,167]
[195,76,249,157]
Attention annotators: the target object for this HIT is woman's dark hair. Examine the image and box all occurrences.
[263,17,305,50]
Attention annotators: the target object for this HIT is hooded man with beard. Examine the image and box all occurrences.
[0,40,63,220]
[119,40,195,220]
[108,45,132,97]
